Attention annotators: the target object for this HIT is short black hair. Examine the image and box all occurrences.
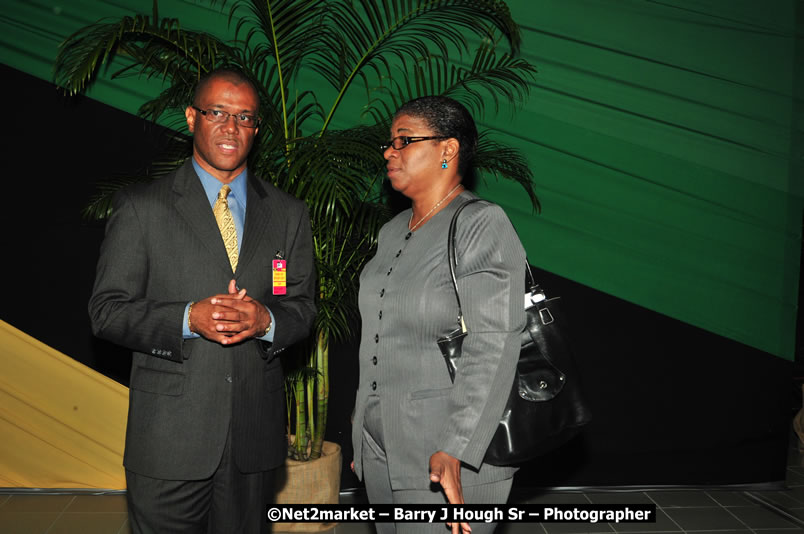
[394,96,478,178]
[192,67,260,108]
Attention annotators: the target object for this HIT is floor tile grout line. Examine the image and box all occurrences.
[709,490,756,534]
[588,491,618,534]
[42,494,76,534]
[530,519,547,534]
[644,493,686,534]
[721,504,757,534]
[742,490,804,529]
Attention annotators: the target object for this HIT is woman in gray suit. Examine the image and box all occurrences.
[352,96,527,534]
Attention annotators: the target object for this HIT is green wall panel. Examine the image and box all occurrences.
[490,0,802,359]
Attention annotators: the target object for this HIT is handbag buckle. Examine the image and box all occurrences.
[539,307,554,325]
[525,290,545,309]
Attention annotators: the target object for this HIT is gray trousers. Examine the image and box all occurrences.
[361,396,513,534]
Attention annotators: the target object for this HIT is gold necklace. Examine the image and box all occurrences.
[408,184,463,231]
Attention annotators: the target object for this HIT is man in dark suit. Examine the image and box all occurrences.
[89,67,316,533]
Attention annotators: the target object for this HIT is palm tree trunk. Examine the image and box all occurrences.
[310,329,329,459]
[292,375,309,461]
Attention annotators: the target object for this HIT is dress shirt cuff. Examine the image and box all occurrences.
[182,302,200,339]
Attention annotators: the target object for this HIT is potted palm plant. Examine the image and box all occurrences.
[55,0,538,528]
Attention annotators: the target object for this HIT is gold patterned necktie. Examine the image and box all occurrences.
[213,185,239,271]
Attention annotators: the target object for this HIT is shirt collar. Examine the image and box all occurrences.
[192,158,248,207]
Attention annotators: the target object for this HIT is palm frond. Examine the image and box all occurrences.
[227,0,325,78]
[311,0,522,132]
[82,175,151,222]
[220,0,328,142]
[475,132,540,212]
[312,197,391,343]
[273,126,392,341]
[82,132,191,221]
[54,14,233,96]
[363,39,537,123]
[138,82,194,123]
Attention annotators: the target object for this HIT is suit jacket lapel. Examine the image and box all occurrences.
[237,173,276,275]
[173,160,234,276]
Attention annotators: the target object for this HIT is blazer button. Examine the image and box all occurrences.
[386,267,392,275]
[380,289,385,297]
[405,232,412,240]
[395,249,402,257]
[378,311,382,320]
[371,381,377,390]
[225,374,233,383]
[374,334,379,343]
[372,356,378,365]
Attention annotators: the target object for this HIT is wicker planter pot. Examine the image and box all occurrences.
[273,440,342,532]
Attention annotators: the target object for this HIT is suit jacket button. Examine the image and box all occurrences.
[225,374,233,383]
[371,381,377,390]
[372,356,377,365]
[374,334,379,343]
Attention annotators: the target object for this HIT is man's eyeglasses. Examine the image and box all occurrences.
[192,106,259,128]
[381,136,448,151]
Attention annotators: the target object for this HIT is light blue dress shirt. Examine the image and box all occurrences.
[182,158,276,341]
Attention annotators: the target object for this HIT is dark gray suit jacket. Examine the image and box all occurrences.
[89,160,316,480]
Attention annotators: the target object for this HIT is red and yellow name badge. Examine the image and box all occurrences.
[273,259,287,295]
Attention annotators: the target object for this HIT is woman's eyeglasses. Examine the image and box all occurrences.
[380,136,448,151]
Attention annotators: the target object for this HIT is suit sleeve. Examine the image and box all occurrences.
[258,202,316,357]
[435,203,526,469]
[88,188,187,362]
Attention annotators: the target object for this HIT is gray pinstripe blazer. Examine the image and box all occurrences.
[352,191,525,490]
[88,160,316,480]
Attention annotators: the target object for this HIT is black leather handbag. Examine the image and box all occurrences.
[437,199,591,466]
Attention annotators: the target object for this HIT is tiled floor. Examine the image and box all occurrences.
[2,437,804,534]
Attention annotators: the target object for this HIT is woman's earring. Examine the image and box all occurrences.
[441,159,448,169]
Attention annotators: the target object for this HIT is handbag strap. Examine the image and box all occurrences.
[446,199,539,332]
[446,199,481,333]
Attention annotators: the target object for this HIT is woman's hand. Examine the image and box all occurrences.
[429,451,472,533]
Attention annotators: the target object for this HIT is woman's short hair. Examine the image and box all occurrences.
[395,96,478,179]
